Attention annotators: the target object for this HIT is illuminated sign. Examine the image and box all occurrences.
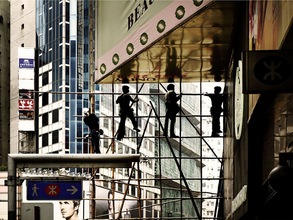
[27,181,82,200]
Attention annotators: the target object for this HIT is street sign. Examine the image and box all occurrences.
[243,50,293,93]
[27,181,82,200]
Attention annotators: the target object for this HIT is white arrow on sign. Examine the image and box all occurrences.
[66,185,78,195]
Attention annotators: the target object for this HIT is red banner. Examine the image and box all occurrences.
[19,99,34,111]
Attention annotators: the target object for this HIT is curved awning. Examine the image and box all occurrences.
[95,1,241,84]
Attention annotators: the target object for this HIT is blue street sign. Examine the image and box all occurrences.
[27,181,82,200]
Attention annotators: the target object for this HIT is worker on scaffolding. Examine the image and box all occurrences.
[164,84,182,138]
[116,85,140,141]
[83,109,103,153]
[205,86,224,137]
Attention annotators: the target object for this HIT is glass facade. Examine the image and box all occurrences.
[36,0,95,154]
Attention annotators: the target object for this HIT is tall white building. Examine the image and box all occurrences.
[10,0,36,154]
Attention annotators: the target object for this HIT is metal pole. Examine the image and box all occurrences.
[34,206,41,220]
[8,155,16,220]
[89,1,96,218]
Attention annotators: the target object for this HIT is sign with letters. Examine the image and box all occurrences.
[95,0,212,83]
[243,50,293,93]
[27,181,82,200]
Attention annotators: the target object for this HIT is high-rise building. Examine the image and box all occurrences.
[10,0,95,156]
[35,0,96,155]
[10,1,36,155]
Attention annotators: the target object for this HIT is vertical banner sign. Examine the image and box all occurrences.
[95,0,212,83]
[18,47,35,131]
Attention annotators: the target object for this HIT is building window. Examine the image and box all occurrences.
[21,24,24,29]
[42,71,48,86]
[42,113,48,126]
[52,109,59,123]
[21,4,24,9]
[131,185,136,196]
[21,43,24,47]
[118,182,123,192]
[52,130,59,144]
[42,133,48,147]
[103,118,109,129]
[42,92,48,106]
[103,138,108,149]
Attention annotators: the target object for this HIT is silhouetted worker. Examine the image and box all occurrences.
[205,86,224,137]
[164,84,182,137]
[116,85,140,141]
[83,110,103,153]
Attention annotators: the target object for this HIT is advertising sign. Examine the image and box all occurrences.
[95,186,143,219]
[95,0,212,83]
[19,89,34,120]
[18,47,35,131]
[19,99,34,111]
[19,58,34,69]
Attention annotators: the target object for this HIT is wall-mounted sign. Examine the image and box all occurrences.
[243,50,293,93]
[19,99,34,111]
[18,47,35,131]
[19,58,34,69]
[234,61,244,140]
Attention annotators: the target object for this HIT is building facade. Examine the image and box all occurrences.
[10,0,36,155]
[36,0,95,155]
[0,0,10,168]
[223,1,293,219]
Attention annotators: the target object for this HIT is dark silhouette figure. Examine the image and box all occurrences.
[116,85,140,141]
[205,86,224,137]
[83,110,103,153]
[165,42,182,82]
[164,84,182,137]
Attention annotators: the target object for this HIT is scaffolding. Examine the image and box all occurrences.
[91,81,224,220]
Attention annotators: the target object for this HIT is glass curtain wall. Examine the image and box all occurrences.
[36,0,94,156]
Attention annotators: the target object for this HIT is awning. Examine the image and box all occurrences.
[95,1,241,84]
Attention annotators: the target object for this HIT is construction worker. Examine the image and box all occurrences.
[116,85,140,141]
[83,109,103,153]
[164,84,182,138]
[205,86,224,137]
